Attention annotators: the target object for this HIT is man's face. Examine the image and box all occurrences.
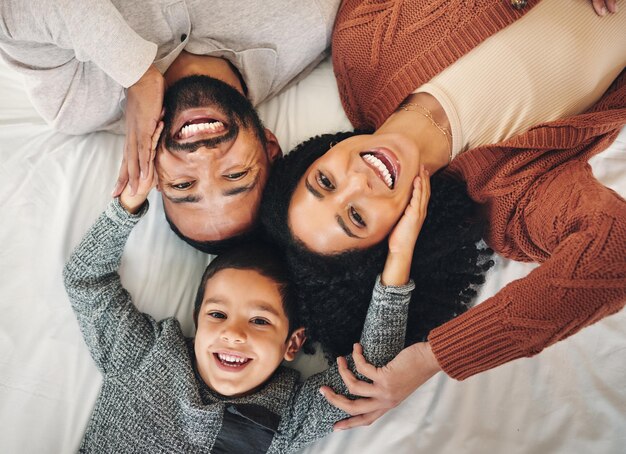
[194,268,304,397]
[156,76,280,242]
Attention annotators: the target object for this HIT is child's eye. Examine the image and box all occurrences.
[251,318,270,326]
[208,312,226,319]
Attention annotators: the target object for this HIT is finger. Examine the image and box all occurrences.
[112,157,129,197]
[591,0,608,15]
[419,167,431,214]
[337,357,377,397]
[125,133,139,196]
[333,410,386,431]
[321,387,383,415]
[352,343,378,380]
[138,131,152,180]
[607,0,618,13]
[151,121,164,155]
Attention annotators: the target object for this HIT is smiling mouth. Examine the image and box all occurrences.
[361,151,397,189]
[177,118,227,140]
[214,352,251,369]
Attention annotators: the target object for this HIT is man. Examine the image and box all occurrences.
[0,0,340,251]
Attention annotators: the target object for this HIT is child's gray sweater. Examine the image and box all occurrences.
[63,199,414,453]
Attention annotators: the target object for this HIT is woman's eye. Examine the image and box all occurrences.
[316,171,335,190]
[171,181,193,190]
[251,318,270,326]
[224,171,248,180]
[349,206,366,228]
[208,312,226,319]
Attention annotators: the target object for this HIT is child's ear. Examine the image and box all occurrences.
[283,327,306,361]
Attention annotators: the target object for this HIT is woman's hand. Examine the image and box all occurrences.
[119,121,164,214]
[321,342,442,430]
[590,0,618,16]
[112,64,165,198]
[382,165,430,286]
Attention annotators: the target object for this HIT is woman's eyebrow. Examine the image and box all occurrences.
[305,179,323,199]
[336,215,362,239]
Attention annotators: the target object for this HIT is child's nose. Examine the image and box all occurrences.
[220,322,247,343]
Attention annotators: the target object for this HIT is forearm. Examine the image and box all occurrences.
[63,199,153,372]
[430,162,626,380]
[360,275,414,366]
[50,0,156,87]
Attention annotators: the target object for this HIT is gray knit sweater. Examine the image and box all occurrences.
[63,199,414,453]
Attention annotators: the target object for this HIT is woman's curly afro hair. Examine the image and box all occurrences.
[260,131,493,361]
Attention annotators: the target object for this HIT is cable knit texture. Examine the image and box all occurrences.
[333,0,540,130]
[333,0,626,380]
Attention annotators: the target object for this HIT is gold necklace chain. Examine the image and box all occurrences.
[398,102,452,164]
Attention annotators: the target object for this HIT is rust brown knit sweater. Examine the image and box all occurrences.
[333,0,626,380]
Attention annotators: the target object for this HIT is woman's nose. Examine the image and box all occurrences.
[337,171,370,202]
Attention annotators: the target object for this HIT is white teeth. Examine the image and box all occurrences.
[180,121,224,139]
[363,154,394,188]
[217,353,248,364]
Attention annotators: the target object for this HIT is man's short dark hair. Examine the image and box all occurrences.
[192,242,300,335]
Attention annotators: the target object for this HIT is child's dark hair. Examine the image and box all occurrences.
[260,131,494,361]
[193,243,300,335]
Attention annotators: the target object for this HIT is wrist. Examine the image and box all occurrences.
[381,250,414,286]
[118,196,145,214]
[412,342,442,377]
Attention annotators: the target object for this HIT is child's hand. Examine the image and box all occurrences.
[119,121,164,214]
[382,165,430,286]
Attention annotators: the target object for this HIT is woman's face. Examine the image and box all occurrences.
[289,133,421,253]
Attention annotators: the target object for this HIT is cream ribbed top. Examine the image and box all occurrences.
[416,0,626,158]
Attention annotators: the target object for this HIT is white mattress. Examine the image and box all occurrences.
[1,58,625,453]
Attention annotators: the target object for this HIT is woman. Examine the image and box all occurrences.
[261,0,626,427]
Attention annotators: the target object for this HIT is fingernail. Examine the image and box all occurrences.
[600,6,607,15]
[140,170,146,179]
[319,389,325,396]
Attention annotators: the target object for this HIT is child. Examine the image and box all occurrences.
[63,125,429,453]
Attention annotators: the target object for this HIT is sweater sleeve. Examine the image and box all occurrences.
[63,199,162,376]
[430,144,626,380]
[276,276,414,452]
[0,0,156,133]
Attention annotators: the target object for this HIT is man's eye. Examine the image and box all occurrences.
[171,181,193,190]
[349,206,366,228]
[316,171,335,190]
[208,312,226,319]
[224,171,248,180]
[251,318,270,326]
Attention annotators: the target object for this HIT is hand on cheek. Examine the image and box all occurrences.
[119,121,164,214]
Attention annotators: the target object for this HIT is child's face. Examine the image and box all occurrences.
[194,268,304,397]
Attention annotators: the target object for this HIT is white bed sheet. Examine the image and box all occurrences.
[1,57,625,454]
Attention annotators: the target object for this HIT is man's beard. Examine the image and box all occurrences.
[161,75,266,152]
